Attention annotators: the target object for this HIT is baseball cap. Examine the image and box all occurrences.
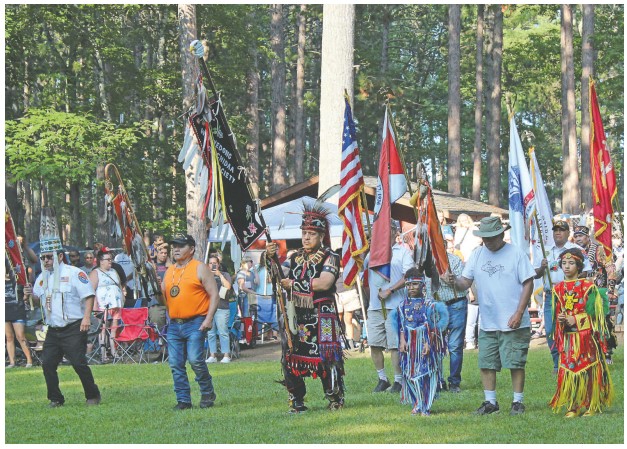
[552,220,570,231]
[169,233,196,246]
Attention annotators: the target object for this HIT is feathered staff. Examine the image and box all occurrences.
[409,163,450,291]
[104,163,163,303]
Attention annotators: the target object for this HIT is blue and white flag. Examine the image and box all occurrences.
[508,117,536,255]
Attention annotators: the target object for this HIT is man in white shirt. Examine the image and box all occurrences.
[449,216,535,416]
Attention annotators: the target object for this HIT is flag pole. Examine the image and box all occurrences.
[533,209,553,292]
[385,101,420,226]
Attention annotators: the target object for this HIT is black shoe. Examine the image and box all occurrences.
[373,379,391,393]
[48,401,64,408]
[510,401,525,415]
[173,402,193,411]
[474,401,500,415]
[86,395,101,406]
[199,392,216,409]
[388,382,402,394]
[288,399,308,414]
[449,385,461,393]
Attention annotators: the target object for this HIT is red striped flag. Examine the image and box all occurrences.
[590,80,618,259]
[369,105,407,280]
[338,96,369,287]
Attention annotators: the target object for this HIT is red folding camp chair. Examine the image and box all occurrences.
[111,307,153,364]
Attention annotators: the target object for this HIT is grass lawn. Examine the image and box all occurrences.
[5,345,623,444]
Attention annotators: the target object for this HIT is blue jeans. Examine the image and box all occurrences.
[446,298,467,387]
[543,291,558,370]
[167,315,214,404]
[207,308,230,355]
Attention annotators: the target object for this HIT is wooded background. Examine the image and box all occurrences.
[5,4,624,248]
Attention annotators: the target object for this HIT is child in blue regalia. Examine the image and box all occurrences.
[397,267,449,415]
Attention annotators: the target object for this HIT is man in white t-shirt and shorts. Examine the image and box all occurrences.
[449,216,535,416]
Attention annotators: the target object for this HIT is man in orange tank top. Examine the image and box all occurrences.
[161,233,219,410]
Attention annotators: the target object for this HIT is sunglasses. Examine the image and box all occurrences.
[101,258,113,262]
[40,254,55,261]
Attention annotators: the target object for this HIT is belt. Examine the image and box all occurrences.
[49,319,82,330]
[171,315,205,324]
[445,296,467,306]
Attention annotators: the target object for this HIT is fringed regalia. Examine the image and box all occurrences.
[549,278,614,414]
[398,293,447,414]
[283,246,346,408]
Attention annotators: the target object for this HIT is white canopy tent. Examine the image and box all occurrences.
[207,196,346,244]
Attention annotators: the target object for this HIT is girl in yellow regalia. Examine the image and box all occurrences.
[549,248,614,417]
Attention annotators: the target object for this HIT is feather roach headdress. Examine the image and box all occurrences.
[301,203,331,248]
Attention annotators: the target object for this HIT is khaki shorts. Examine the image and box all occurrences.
[478,327,531,371]
[336,289,361,313]
[365,308,399,350]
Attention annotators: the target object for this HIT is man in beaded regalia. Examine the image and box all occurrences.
[266,204,345,413]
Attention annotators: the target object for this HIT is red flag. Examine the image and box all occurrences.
[338,96,369,287]
[369,106,407,280]
[590,80,617,258]
[5,205,27,286]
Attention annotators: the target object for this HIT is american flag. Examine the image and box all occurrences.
[338,96,369,287]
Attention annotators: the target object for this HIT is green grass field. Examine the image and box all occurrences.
[5,345,623,444]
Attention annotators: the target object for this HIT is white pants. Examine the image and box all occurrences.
[465,303,480,345]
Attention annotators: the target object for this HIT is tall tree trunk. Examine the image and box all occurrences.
[22,181,33,241]
[318,4,355,197]
[93,46,112,121]
[486,5,503,207]
[580,4,594,211]
[375,5,392,164]
[561,4,580,213]
[447,4,462,196]
[69,181,82,246]
[270,4,287,193]
[294,4,307,183]
[246,47,260,197]
[472,5,485,201]
[85,180,94,247]
[178,4,207,261]
[32,181,41,243]
[95,165,108,246]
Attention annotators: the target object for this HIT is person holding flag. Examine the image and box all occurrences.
[365,106,413,394]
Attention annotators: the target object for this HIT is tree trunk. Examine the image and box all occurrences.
[318,4,355,197]
[85,180,94,248]
[93,46,112,122]
[270,4,287,193]
[245,46,260,197]
[21,181,33,241]
[472,5,485,201]
[95,165,108,246]
[486,5,503,207]
[447,4,462,196]
[375,6,392,162]
[178,4,207,261]
[561,4,580,214]
[294,4,307,183]
[69,180,82,246]
[580,4,594,211]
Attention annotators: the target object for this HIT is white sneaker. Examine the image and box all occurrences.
[205,356,218,363]
[221,356,231,364]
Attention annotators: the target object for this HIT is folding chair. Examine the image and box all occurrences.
[145,309,169,364]
[111,307,152,364]
[256,296,278,344]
